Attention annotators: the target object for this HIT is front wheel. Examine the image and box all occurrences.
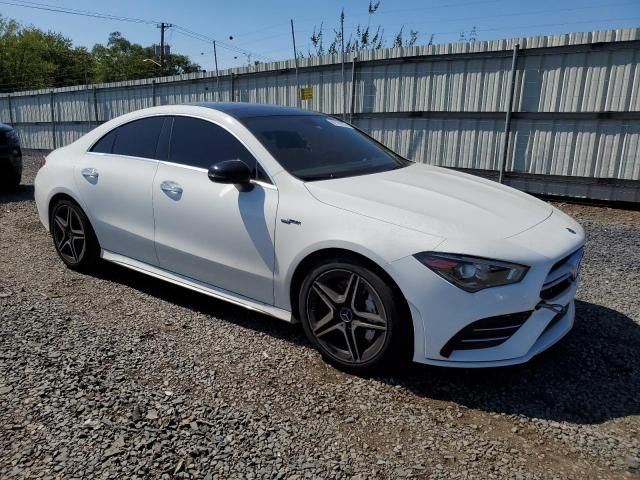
[50,199,100,271]
[298,258,411,373]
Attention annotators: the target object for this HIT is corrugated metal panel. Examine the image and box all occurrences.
[14,124,54,150]
[55,89,93,121]
[505,119,638,179]
[11,94,52,123]
[517,48,640,112]
[0,97,11,123]
[354,117,639,181]
[98,86,155,120]
[355,117,504,170]
[0,28,638,201]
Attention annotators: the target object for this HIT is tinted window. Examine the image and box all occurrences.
[90,129,117,153]
[112,117,164,159]
[155,117,173,161]
[242,115,410,181]
[169,117,257,171]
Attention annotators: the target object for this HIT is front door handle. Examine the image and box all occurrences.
[81,167,99,180]
[160,181,183,195]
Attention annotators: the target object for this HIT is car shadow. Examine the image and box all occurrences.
[383,299,640,425]
[0,184,34,204]
[91,261,309,348]
[88,262,639,425]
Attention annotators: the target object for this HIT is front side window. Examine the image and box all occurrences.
[169,116,269,183]
[111,117,165,159]
[241,115,410,181]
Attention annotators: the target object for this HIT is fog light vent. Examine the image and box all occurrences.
[440,311,532,358]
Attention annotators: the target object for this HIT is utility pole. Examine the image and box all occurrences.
[290,19,300,108]
[213,40,220,99]
[157,22,172,76]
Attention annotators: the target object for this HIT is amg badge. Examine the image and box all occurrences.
[281,218,302,225]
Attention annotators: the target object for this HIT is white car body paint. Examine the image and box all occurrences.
[34,104,585,368]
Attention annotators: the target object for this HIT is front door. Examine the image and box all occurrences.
[152,116,278,304]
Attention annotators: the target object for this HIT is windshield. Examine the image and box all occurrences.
[241,115,411,181]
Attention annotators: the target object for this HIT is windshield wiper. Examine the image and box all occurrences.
[301,173,338,181]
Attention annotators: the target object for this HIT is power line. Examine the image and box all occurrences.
[171,27,273,62]
[0,0,159,24]
[0,0,271,63]
[201,1,633,57]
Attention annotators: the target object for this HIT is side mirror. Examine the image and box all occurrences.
[208,159,253,191]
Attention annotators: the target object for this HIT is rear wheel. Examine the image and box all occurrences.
[299,257,411,373]
[50,199,100,271]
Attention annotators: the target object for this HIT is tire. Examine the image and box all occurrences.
[50,199,100,271]
[298,257,412,374]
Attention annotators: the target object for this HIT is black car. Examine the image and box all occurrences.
[0,122,22,190]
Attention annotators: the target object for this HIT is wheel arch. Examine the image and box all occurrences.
[47,191,98,250]
[288,247,414,344]
[48,191,85,227]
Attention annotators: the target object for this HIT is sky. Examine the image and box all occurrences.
[1,0,639,71]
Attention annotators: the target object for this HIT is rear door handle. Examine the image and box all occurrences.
[81,167,99,180]
[160,181,183,195]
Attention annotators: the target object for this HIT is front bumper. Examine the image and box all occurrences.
[389,210,584,367]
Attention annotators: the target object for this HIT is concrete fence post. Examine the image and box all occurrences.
[349,56,358,124]
[231,74,236,102]
[50,90,57,150]
[498,44,519,184]
[93,87,99,125]
[7,94,14,125]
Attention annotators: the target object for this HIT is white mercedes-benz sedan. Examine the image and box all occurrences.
[34,103,585,372]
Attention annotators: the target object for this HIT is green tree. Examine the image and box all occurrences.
[0,15,95,92]
[91,32,201,83]
[0,15,201,92]
[309,1,419,56]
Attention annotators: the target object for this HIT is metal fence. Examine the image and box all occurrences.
[1,28,639,202]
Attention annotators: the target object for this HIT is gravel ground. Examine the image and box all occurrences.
[1,152,639,479]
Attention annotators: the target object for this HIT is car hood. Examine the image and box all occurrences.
[304,164,553,240]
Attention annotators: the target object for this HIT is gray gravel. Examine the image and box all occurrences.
[0,152,639,479]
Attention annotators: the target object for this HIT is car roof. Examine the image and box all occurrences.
[0,122,12,132]
[194,102,320,120]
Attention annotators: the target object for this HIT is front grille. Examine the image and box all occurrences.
[539,247,583,301]
[540,278,572,300]
[549,251,575,274]
[440,311,532,358]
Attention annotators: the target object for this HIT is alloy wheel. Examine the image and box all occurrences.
[52,204,86,264]
[305,268,388,364]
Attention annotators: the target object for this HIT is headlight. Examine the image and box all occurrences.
[414,252,528,292]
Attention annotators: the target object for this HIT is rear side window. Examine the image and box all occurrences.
[112,117,165,159]
[90,129,117,153]
[169,117,256,170]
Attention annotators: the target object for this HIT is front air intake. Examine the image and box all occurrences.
[440,311,532,358]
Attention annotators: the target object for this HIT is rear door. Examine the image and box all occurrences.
[74,116,168,265]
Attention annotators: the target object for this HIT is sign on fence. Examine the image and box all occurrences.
[300,86,313,101]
